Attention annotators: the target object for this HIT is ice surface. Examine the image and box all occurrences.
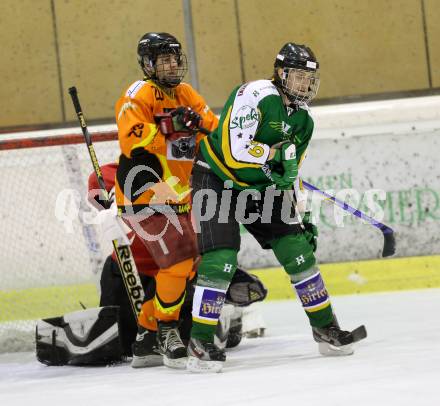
[0,289,439,406]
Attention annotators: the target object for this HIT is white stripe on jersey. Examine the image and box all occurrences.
[125,80,145,98]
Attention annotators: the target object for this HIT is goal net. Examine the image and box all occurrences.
[0,127,119,353]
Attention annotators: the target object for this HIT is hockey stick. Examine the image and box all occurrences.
[301,180,396,257]
[68,86,145,321]
[195,122,395,257]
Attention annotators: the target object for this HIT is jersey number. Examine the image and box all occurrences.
[154,87,164,101]
[248,142,264,158]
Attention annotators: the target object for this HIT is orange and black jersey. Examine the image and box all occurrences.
[114,79,218,213]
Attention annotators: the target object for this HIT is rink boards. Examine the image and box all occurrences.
[1,95,440,323]
[2,255,439,322]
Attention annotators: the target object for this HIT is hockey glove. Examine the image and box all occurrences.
[96,203,131,246]
[269,142,298,190]
[226,268,268,306]
[302,211,318,252]
[171,106,201,132]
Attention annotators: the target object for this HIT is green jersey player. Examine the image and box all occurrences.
[187,43,365,373]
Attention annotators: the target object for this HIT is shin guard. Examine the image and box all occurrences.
[191,249,237,341]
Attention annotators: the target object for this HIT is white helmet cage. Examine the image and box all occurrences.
[279,66,320,105]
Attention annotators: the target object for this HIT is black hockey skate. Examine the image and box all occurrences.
[157,321,187,369]
[131,327,163,368]
[312,319,367,356]
[187,338,226,373]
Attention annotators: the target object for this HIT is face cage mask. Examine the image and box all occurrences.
[280,67,320,105]
[143,52,188,88]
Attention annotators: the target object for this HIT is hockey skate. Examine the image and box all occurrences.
[312,318,367,356]
[131,327,163,368]
[157,321,187,369]
[186,338,226,373]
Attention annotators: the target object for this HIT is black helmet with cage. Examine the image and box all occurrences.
[273,42,320,105]
[137,32,188,88]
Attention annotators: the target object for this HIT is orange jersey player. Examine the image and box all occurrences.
[88,163,194,357]
[112,32,218,369]
[114,51,217,213]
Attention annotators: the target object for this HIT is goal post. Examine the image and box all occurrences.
[0,128,119,352]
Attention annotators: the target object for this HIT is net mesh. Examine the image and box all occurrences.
[0,130,119,352]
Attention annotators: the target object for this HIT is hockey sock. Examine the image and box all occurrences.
[153,257,194,322]
[191,249,237,342]
[137,277,157,331]
[290,269,334,327]
[271,234,333,328]
[138,298,157,331]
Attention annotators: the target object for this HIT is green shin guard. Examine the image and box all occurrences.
[191,249,238,342]
[271,234,333,328]
[191,321,218,342]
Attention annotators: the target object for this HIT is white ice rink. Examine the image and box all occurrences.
[1,289,439,406]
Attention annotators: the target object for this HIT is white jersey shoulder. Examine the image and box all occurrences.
[235,80,280,106]
[117,81,147,122]
[125,80,147,98]
[225,80,276,167]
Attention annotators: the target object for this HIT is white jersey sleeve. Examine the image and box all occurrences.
[227,80,279,166]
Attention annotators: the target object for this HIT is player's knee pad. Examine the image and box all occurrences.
[270,233,316,276]
[155,258,193,301]
[191,248,238,328]
[197,248,238,288]
[157,257,194,279]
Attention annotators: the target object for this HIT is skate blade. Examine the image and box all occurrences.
[186,356,224,373]
[245,328,265,338]
[164,356,187,370]
[318,341,354,356]
[131,354,163,368]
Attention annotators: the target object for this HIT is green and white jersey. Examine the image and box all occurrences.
[199,79,314,190]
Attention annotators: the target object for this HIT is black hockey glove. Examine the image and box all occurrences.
[226,268,268,307]
[302,211,318,252]
[171,106,201,132]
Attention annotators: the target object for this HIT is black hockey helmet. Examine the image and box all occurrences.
[137,32,187,87]
[273,42,320,105]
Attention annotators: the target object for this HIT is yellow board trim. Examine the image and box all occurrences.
[251,255,440,300]
[221,106,262,169]
[2,256,439,324]
[0,284,98,322]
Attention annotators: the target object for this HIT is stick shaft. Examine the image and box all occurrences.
[68,86,145,320]
[302,180,393,235]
